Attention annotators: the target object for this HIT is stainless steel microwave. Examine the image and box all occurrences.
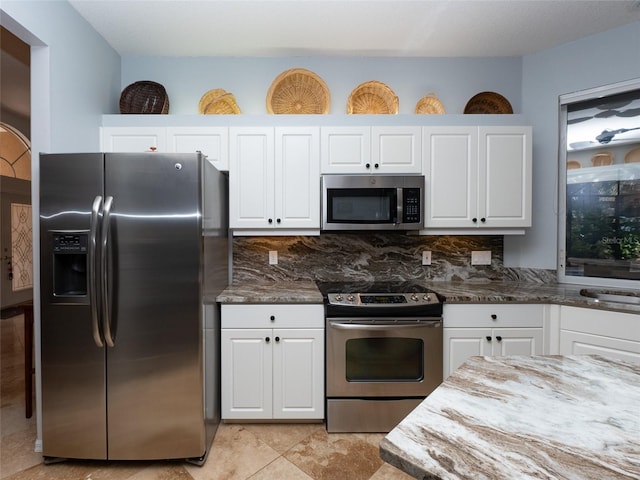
[321,175,424,231]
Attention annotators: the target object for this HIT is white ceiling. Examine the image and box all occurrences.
[68,0,640,58]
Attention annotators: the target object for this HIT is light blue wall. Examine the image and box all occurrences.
[4,0,640,272]
[1,0,120,151]
[121,56,522,115]
[506,22,640,270]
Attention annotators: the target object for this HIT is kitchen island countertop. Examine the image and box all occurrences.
[380,355,640,480]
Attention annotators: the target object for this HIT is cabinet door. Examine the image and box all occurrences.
[166,126,228,171]
[229,128,274,229]
[273,329,324,419]
[372,126,422,174]
[443,327,492,378]
[275,127,320,229]
[491,328,543,356]
[221,329,273,419]
[479,126,532,227]
[560,330,640,364]
[423,127,478,228]
[100,127,166,152]
[320,126,371,173]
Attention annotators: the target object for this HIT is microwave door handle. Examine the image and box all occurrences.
[89,196,104,348]
[396,188,403,224]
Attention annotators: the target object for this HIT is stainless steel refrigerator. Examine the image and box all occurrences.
[39,152,227,464]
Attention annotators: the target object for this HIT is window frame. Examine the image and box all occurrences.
[558,78,640,288]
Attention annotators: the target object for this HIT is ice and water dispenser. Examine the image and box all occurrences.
[52,233,88,298]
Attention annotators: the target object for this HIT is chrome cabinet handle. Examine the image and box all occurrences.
[90,196,104,348]
[101,196,115,347]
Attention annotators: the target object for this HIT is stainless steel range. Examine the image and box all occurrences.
[317,281,444,433]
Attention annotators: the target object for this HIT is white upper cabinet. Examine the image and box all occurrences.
[423,127,478,228]
[101,126,166,152]
[166,127,228,171]
[229,127,320,234]
[372,126,422,173]
[321,126,421,174]
[480,126,532,228]
[423,125,531,233]
[102,126,229,170]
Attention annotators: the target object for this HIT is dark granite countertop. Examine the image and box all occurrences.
[380,355,640,480]
[214,280,323,304]
[214,280,640,314]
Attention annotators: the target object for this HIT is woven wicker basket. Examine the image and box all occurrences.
[203,93,241,114]
[199,89,228,113]
[591,152,614,166]
[347,81,398,114]
[119,81,169,114]
[464,91,512,114]
[566,160,581,170]
[624,147,640,163]
[415,93,445,114]
[266,68,330,114]
[199,89,241,114]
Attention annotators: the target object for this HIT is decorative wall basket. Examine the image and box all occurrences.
[199,89,241,114]
[119,81,169,114]
[415,93,445,114]
[347,81,398,114]
[266,68,330,114]
[463,91,513,114]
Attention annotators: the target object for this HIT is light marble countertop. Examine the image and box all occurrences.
[380,355,640,480]
[214,279,640,314]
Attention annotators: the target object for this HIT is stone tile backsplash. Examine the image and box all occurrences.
[232,234,555,284]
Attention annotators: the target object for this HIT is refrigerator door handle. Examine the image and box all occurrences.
[101,196,115,347]
[90,196,104,348]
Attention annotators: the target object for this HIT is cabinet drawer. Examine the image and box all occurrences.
[443,304,543,328]
[222,304,324,329]
[560,306,640,342]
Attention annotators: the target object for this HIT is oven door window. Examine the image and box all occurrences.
[345,337,424,381]
[327,188,397,224]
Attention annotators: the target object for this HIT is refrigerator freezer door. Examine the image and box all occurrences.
[40,153,108,460]
[104,153,206,460]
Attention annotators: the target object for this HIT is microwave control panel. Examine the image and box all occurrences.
[402,188,421,223]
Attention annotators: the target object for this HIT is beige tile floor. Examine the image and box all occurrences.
[1,313,412,480]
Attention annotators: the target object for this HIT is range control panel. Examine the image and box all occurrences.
[327,292,440,307]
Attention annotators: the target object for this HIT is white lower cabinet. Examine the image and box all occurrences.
[221,304,324,420]
[443,304,544,378]
[559,306,640,364]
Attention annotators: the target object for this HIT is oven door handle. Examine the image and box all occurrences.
[329,320,441,329]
